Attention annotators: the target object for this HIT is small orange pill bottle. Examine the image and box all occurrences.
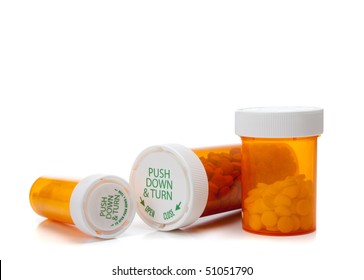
[29,174,136,238]
[235,107,324,236]
[129,144,242,230]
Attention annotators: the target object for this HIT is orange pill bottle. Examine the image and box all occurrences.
[235,107,323,236]
[29,174,136,238]
[129,144,242,230]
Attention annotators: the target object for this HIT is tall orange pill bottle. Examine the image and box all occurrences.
[29,174,136,238]
[235,107,323,236]
[129,144,242,230]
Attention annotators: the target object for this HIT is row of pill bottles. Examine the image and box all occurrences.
[30,107,323,237]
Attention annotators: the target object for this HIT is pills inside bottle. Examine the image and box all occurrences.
[235,107,323,236]
[129,144,242,231]
[29,174,136,238]
[193,145,242,217]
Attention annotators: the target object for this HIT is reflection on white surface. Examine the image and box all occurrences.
[36,219,100,244]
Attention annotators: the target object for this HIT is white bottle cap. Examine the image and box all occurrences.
[70,174,136,239]
[129,144,209,231]
[235,106,324,138]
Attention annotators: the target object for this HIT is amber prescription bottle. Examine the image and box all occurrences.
[129,144,242,230]
[29,174,136,238]
[235,107,324,236]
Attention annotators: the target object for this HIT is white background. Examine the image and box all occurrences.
[1,1,363,279]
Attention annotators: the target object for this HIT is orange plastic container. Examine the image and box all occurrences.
[235,107,323,236]
[193,145,242,217]
[29,174,136,238]
[130,144,242,230]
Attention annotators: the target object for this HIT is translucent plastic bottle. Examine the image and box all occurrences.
[129,144,242,230]
[235,107,323,236]
[29,174,136,238]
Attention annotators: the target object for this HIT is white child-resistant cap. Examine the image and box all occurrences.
[235,106,324,138]
[70,174,136,239]
[129,144,209,231]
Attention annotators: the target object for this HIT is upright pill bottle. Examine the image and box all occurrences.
[29,174,136,238]
[235,107,323,235]
[129,144,242,230]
